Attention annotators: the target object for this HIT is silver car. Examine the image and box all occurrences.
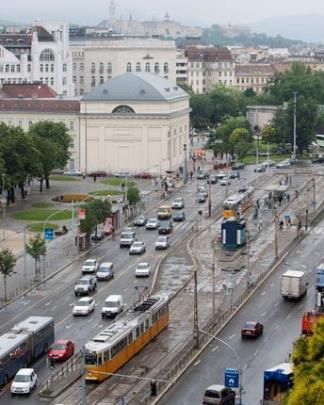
[129,241,146,255]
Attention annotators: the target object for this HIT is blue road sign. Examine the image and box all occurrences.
[225,368,239,388]
[44,228,54,241]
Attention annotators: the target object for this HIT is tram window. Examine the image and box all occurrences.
[145,319,149,330]
[152,312,158,322]
[136,326,140,338]
[128,332,133,344]
[140,323,144,334]
[104,350,110,362]
[97,354,103,365]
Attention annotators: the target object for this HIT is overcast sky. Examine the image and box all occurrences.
[2,0,324,26]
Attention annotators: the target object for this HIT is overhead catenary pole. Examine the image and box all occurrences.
[81,346,87,405]
[293,91,298,163]
[208,177,212,217]
[23,225,28,288]
[183,143,188,184]
[193,270,199,349]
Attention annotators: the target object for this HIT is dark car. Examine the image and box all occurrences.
[48,340,75,362]
[173,210,185,222]
[198,193,207,203]
[158,220,173,234]
[312,156,324,163]
[91,231,105,241]
[133,215,147,226]
[210,174,218,184]
[241,321,264,338]
[232,162,245,170]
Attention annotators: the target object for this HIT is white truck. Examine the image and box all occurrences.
[281,270,307,300]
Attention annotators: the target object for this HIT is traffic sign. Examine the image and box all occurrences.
[225,368,239,388]
[44,228,54,241]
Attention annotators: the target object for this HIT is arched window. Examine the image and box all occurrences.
[91,62,95,74]
[107,62,112,74]
[136,62,141,72]
[164,62,169,73]
[126,62,132,72]
[145,62,150,72]
[50,63,54,72]
[154,62,160,73]
[99,62,104,74]
[40,64,43,72]
[39,49,55,61]
[112,105,135,114]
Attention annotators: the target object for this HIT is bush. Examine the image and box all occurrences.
[52,193,94,203]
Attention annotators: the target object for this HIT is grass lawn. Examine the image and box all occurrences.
[32,202,54,209]
[12,209,74,221]
[89,189,123,196]
[49,175,80,182]
[242,154,290,164]
[27,223,60,232]
[101,177,134,187]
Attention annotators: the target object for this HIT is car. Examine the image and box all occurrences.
[173,210,185,222]
[102,294,123,319]
[241,321,264,338]
[220,178,231,186]
[158,220,173,234]
[216,172,226,179]
[197,171,208,180]
[155,235,170,250]
[120,231,136,248]
[10,369,38,395]
[135,262,151,277]
[312,156,324,163]
[63,170,82,176]
[210,174,218,184]
[232,162,245,170]
[198,192,207,203]
[146,218,160,230]
[172,197,184,209]
[133,215,147,226]
[90,231,105,241]
[73,297,95,316]
[229,171,239,179]
[254,164,266,173]
[276,159,291,169]
[202,384,236,405]
[277,144,292,154]
[129,241,146,255]
[96,262,114,281]
[48,340,75,362]
[261,159,276,168]
[82,259,99,274]
[74,275,97,296]
[87,170,108,178]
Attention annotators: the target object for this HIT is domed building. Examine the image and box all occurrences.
[79,72,190,175]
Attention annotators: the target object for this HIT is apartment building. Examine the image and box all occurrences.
[234,64,276,94]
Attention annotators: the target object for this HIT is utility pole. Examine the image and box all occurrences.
[293,91,298,163]
[274,209,279,259]
[225,155,229,198]
[208,179,211,217]
[23,225,28,288]
[256,128,259,172]
[193,270,199,349]
[183,143,188,184]
[81,346,87,405]
[211,240,216,321]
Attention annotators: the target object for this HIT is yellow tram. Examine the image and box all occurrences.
[84,294,169,381]
[223,186,254,218]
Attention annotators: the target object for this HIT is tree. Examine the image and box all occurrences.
[79,199,111,240]
[287,318,324,405]
[25,234,47,281]
[230,128,254,161]
[29,121,71,190]
[261,124,279,144]
[0,248,16,302]
[127,185,141,206]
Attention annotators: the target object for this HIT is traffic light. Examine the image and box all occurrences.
[150,380,157,396]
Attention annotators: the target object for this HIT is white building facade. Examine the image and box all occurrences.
[71,38,177,96]
[0,21,74,96]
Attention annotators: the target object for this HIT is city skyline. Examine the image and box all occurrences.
[3,0,324,27]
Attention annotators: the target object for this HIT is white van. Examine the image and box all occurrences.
[101,294,123,319]
[202,385,236,404]
[11,368,38,395]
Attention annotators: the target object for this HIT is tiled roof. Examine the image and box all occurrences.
[0,99,80,113]
[0,84,57,99]
[185,47,233,62]
[235,64,275,75]
[0,34,32,47]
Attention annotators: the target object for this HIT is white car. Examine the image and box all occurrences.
[146,218,160,230]
[220,178,231,186]
[261,159,276,168]
[102,294,123,319]
[82,259,99,274]
[155,236,170,250]
[73,297,95,316]
[135,262,151,277]
[216,172,226,179]
[172,197,184,209]
[63,170,82,176]
[276,159,291,169]
[129,241,146,255]
[11,369,37,395]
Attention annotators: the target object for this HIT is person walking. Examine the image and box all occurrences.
[279,219,284,231]
[258,217,263,230]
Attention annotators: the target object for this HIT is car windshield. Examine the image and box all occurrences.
[79,279,90,285]
[105,301,118,307]
[13,374,30,383]
[132,242,142,247]
[148,218,157,222]
[51,343,66,350]
[158,236,167,242]
[84,260,95,266]
[121,233,132,238]
[99,267,111,273]
[244,322,256,329]
[174,198,182,203]
[205,390,220,399]
[137,264,148,269]
[78,301,90,306]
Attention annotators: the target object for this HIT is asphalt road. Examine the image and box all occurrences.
[0,166,259,404]
[160,213,324,405]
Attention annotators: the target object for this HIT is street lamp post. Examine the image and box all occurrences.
[183,143,188,184]
[1,173,6,241]
[293,91,298,163]
[200,329,243,405]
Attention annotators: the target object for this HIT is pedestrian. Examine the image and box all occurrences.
[237,171,240,179]
[288,217,292,227]
[279,220,284,231]
[285,175,288,185]
[287,193,290,203]
[295,190,298,199]
[82,172,86,180]
[94,175,97,183]
[111,228,115,241]
[258,217,263,230]
[190,171,193,180]
[256,199,260,209]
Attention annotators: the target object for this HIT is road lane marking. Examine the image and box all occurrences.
[65,323,72,329]
[286,314,291,320]
[123,288,128,293]
[194,360,201,367]
[261,291,266,296]
[253,350,259,356]
[212,346,219,352]
[260,312,266,317]
[274,324,279,330]
[270,283,274,288]
[298,303,304,309]
[243,365,248,371]
[51,306,57,311]
[274,302,279,307]
[228,334,236,340]
[45,300,52,306]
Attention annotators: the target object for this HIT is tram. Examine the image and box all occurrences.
[84,294,169,382]
[223,186,254,218]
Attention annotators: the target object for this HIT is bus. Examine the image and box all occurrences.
[0,316,54,386]
[157,205,172,220]
[84,294,169,382]
[223,186,254,218]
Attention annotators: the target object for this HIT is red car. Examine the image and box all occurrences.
[48,340,75,362]
[241,321,264,338]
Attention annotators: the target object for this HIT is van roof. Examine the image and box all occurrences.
[282,270,305,278]
[205,384,226,391]
[105,295,122,301]
[16,368,35,375]
[100,262,113,267]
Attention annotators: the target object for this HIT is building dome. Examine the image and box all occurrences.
[82,72,188,102]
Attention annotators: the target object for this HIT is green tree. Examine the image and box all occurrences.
[0,248,16,302]
[230,128,254,160]
[25,234,47,281]
[261,124,279,144]
[79,199,111,239]
[29,121,71,190]
[127,185,141,206]
[287,319,324,405]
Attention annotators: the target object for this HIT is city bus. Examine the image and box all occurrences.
[0,316,54,386]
